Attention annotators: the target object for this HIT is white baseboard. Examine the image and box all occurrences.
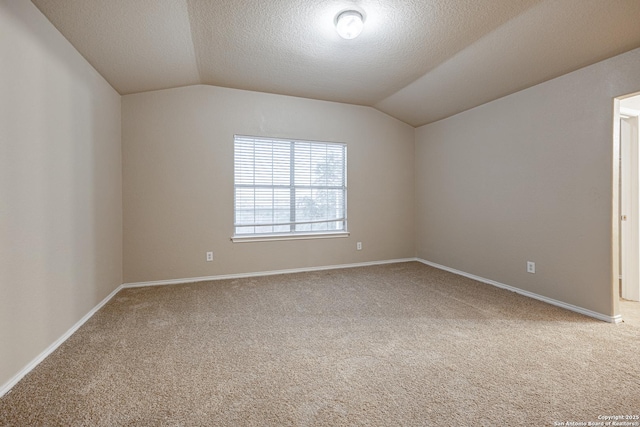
[1,256,620,399]
[122,258,418,288]
[1,259,416,398]
[0,284,125,399]
[417,258,622,324]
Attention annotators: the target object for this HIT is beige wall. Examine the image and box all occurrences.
[3,0,638,393]
[0,0,122,388]
[415,47,640,318]
[122,85,415,283]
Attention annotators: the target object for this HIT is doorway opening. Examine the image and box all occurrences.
[614,92,640,325]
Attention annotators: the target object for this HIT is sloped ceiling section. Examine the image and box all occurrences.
[375,0,640,126]
[30,0,201,95]
[31,0,640,126]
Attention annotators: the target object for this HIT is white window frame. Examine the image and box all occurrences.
[232,135,349,243]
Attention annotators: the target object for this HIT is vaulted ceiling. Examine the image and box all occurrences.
[31,0,640,127]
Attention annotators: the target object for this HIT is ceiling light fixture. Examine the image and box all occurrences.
[335,10,364,40]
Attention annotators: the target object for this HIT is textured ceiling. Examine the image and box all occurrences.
[31,0,640,127]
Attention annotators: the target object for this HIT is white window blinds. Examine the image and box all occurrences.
[234,135,347,236]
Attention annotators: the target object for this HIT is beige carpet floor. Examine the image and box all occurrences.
[1,262,639,426]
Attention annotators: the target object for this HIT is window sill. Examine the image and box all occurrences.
[231,231,350,243]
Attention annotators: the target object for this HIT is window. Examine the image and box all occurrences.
[233,135,347,240]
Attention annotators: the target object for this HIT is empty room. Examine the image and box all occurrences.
[2,0,640,425]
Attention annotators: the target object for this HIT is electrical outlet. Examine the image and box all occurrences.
[527,261,535,274]
[357,242,362,250]
[206,251,214,262]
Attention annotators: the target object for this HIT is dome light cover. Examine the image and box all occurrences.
[335,10,364,40]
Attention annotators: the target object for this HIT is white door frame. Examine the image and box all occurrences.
[619,106,640,302]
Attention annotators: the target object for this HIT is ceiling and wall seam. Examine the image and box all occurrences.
[30,0,640,126]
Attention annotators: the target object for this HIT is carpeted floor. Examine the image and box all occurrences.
[1,262,639,426]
